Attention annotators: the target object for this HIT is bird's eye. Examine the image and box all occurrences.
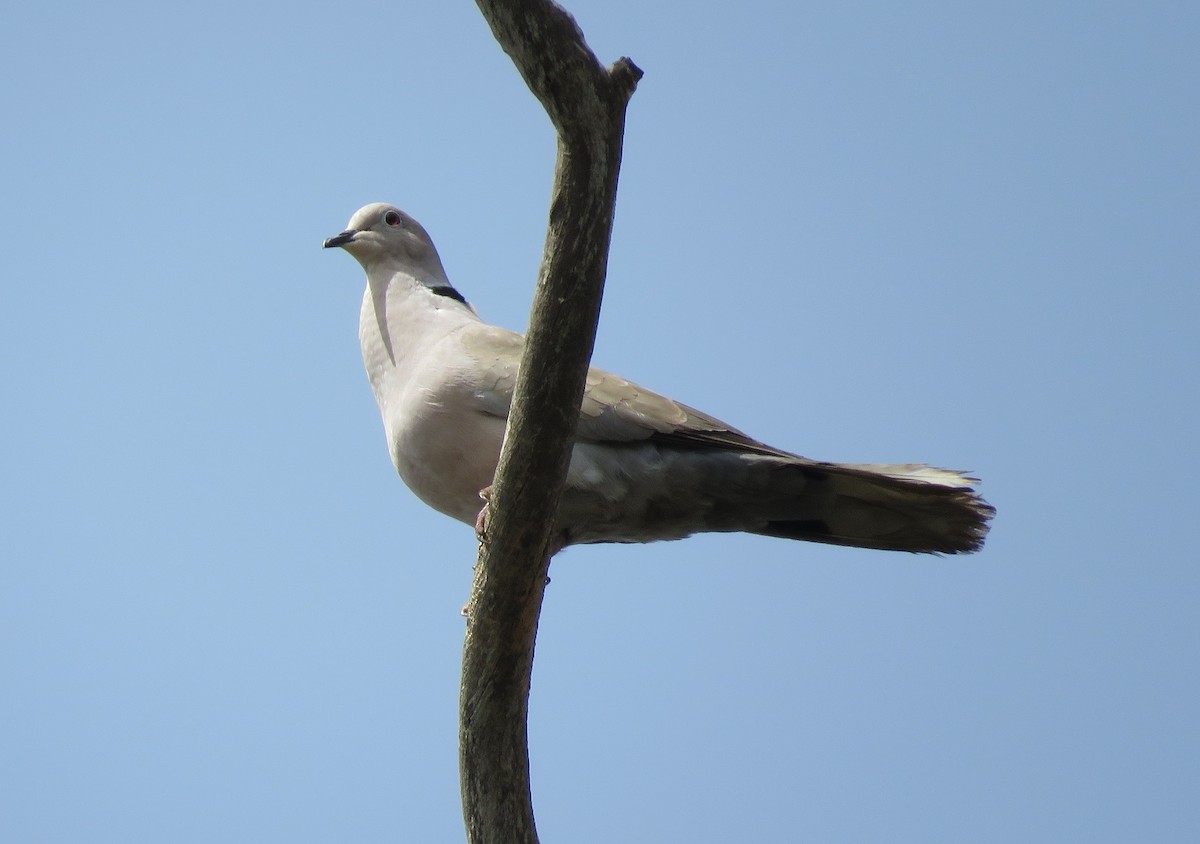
[384,210,402,227]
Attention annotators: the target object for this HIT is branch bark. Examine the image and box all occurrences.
[460,2,641,842]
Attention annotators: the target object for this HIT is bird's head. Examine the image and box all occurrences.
[324,203,444,278]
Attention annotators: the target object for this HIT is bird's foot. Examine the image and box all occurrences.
[474,486,493,547]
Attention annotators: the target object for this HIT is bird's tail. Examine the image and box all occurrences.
[753,460,994,554]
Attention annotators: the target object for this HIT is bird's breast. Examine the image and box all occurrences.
[386,388,506,525]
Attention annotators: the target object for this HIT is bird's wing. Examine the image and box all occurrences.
[460,325,793,458]
[577,367,794,457]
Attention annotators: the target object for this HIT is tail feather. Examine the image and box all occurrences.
[755,461,993,554]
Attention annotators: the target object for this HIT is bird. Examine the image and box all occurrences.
[324,202,993,556]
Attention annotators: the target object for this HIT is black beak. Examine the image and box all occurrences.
[323,230,357,248]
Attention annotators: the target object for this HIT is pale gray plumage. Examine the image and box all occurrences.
[324,203,993,554]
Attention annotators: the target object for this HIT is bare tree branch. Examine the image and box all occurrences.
[459,1,641,842]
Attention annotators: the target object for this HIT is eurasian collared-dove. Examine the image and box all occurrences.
[325,203,993,555]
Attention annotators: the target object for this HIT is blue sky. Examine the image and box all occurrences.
[2,1,1197,841]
